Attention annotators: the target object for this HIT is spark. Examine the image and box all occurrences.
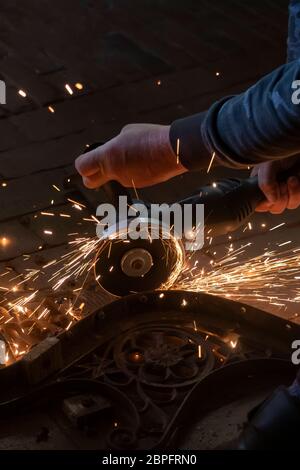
[270,222,285,231]
[52,184,61,192]
[65,84,73,95]
[176,138,180,164]
[1,182,7,187]
[67,198,86,208]
[48,106,55,113]
[18,89,27,98]
[131,179,139,199]
[0,237,9,247]
[41,212,55,216]
[278,241,291,247]
[207,152,215,173]
[43,230,53,235]
[75,83,83,90]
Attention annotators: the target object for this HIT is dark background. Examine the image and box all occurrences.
[0,0,299,319]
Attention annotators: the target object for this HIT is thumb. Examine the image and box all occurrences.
[75,142,111,177]
[82,171,111,189]
[75,143,114,189]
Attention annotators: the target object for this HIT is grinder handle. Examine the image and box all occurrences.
[179,160,300,237]
[102,179,132,208]
[83,142,132,207]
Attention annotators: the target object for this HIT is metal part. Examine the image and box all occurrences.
[121,248,153,277]
[94,218,185,297]
[0,291,298,450]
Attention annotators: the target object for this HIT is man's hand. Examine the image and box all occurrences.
[75,123,187,189]
[252,156,300,213]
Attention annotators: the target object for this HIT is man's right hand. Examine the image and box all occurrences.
[75,123,187,189]
[251,156,300,213]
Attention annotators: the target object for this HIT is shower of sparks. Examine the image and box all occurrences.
[0,178,300,369]
[174,243,300,308]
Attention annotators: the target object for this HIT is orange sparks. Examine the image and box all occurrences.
[270,222,285,231]
[176,138,180,164]
[18,89,27,98]
[65,84,73,95]
[207,152,215,173]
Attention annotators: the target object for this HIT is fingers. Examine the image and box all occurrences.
[82,171,109,189]
[75,142,112,177]
[287,176,300,209]
[256,182,288,214]
[75,142,114,188]
[268,182,289,214]
[255,201,273,212]
[257,163,280,204]
[75,149,101,177]
[256,177,300,213]
[250,166,259,177]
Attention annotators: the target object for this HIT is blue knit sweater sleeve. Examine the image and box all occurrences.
[170,1,300,170]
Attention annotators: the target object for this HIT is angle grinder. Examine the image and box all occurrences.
[84,144,298,297]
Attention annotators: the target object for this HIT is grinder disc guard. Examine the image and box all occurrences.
[94,218,184,297]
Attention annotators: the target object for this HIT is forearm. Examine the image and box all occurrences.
[170,59,300,170]
[287,0,300,62]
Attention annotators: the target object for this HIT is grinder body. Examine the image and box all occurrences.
[85,143,296,296]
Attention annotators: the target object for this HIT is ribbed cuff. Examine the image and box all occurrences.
[169,111,209,171]
[170,97,252,171]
